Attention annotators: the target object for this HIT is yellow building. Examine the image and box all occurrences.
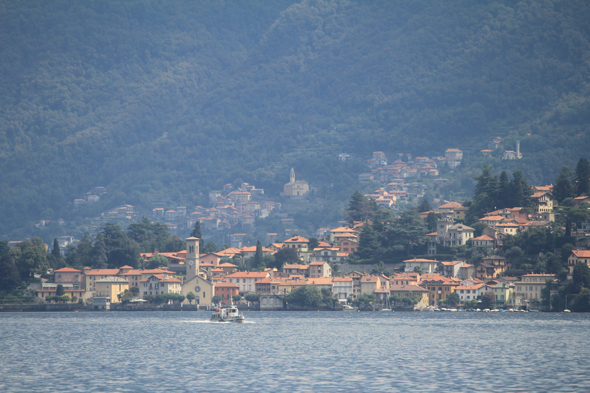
[84,268,121,291]
[420,275,461,305]
[94,277,129,303]
[360,275,389,295]
[283,168,309,197]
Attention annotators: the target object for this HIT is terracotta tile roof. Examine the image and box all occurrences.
[455,284,484,290]
[330,227,357,233]
[309,261,328,266]
[54,267,81,273]
[402,258,438,263]
[333,277,352,282]
[226,272,269,279]
[479,215,504,221]
[438,201,463,209]
[215,282,239,288]
[239,246,272,252]
[572,250,590,258]
[389,284,428,292]
[531,192,549,198]
[283,264,308,270]
[284,236,309,243]
[85,269,121,276]
[472,235,494,241]
[307,278,333,285]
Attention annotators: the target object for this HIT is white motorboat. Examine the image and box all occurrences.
[210,307,245,323]
[342,305,358,311]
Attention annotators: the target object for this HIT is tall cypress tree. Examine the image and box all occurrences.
[50,238,65,269]
[497,171,510,208]
[254,240,264,270]
[190,221,205,250]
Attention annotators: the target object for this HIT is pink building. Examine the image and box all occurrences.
[54,267,84,289]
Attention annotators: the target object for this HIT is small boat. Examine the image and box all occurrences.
[342,305,358,311]
[563,309,571,313]
[379,308,392,312]
[210,307,245,323]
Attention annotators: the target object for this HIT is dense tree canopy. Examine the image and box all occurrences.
[1,0,590,237]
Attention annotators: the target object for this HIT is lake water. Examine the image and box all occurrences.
[1,311,589,392]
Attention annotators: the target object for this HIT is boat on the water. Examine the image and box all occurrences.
[342,305,358,311]
[210,307,245,323]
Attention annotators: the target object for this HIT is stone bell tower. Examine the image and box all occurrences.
[290,168,295,184]
[185,237,200,280]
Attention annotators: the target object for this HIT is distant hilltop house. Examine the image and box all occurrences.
[502,140,522,160]
[488,137,503,150]
[366,151,387,168]
[445,149,463,168]
[283,168,309,197]
[338,153,352,161]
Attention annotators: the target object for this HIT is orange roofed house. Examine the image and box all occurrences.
[568,249,590,279]
[420,275,461,305]
[308,261,332,278]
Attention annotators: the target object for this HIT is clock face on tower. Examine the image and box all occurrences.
[189,261,193,266]
[194,285,201,293]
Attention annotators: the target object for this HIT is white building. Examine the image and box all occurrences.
[403,258,439,274]
[225,272,270,294]
[332,277,353,300]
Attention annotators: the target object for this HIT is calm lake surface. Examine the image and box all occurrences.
[1,311,589,392]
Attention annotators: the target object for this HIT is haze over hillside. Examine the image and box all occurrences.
[1,0,590,236]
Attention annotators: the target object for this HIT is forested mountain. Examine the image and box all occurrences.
[1,0,590,236]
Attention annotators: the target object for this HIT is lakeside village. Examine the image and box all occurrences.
[6,176,590,312]
[4,149,590,312]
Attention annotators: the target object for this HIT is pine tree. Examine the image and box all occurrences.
[347,191,375,224]
[356,222,381,262]
[509,171,533,208]
[417,198,431,213]
[92,233,108,269]
[575,158,590,196]
[0,253,21,292]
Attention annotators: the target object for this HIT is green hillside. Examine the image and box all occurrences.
[1,0,590,237]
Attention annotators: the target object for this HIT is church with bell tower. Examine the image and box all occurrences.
[282,168,310,197]
[181,236,215,306]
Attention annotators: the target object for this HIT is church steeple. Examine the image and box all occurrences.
[185,236,200,280]
[290,168,295,184]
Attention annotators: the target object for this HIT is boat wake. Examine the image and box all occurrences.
[182,320,255,324]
